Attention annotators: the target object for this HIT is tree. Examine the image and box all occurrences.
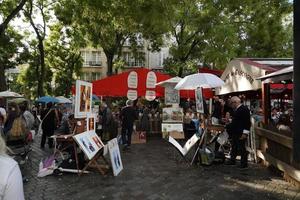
[23,0,51,97]
[0,0,28,91]
[45,23,84,97]
[55,0,168,76]
[162,0,237,76]
[0,27,28,91]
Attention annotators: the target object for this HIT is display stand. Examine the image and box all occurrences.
[80,149,109,176]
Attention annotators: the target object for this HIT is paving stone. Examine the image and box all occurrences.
[23,135,300,199]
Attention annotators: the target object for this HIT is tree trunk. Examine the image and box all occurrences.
[0,64,7,91]
[0,0,28,37]
[178,66,183,77]
[293,0,300,163]
[105,51,114,76]
[37,41,45,97]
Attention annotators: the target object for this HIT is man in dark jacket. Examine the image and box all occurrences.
[225,96,251,169]
[120,100,137,150]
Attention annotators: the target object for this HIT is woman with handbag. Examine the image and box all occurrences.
[40,102,58,149]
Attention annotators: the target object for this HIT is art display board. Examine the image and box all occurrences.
[165,86,180,105]
[73,130,104,160]
[168,134,200,156]
[161,123,184,139]
[86,113,96,132]
[162,107,183,123]
[75,80,93,118]
[108,138,123,176]
[195,87,204,113]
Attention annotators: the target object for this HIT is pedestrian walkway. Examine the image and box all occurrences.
[23,135,300,200]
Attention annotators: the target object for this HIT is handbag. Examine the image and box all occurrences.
[37,109,52,136]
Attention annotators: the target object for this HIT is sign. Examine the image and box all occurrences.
[75,80,93,118]
[145,90,156,101]
[146,71,157,88]
[127,90,137,100]
[73,130,104,160]
[165,86,179,105]
[195,87,204,113]
[108,138,123,176]
[127,71,138,88]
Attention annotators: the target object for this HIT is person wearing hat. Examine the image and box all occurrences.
[120,100,138,150]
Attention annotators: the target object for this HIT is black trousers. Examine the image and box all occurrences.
[41,129,54,148]
[230,137,248,167]
[121,125,133,146]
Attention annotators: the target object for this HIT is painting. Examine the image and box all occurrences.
[73,131,103,160]
[161,123,184,139]
[162,107,183,123]
[165,86,179,105]
[75,80,92,118]
[195,87,204,113]
[86,113,96,132]
[108,138,123,176]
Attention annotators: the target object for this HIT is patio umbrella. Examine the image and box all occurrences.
[36,96,59,104]
[55,96,72,104]
[174,73,225,90]
[156,76,182,87]
[0,90,23,98]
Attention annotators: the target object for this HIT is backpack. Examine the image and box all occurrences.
[9,116,26,138]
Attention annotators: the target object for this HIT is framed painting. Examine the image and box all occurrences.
[75,80,93,118]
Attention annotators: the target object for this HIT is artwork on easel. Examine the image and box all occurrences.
[108,138,123,176]
[162,107,183,123]
[75,80,92,118]
[86,113,96,132]
[165,86,179,105]
[161,123,184,139]
[73,131,103,160]
[195,87,204,113]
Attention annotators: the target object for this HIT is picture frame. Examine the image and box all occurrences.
[86,113,96,132]
[195,87,204,113]
[165,86,180,105]
[108,138,123,176]
[73,130,104,160]
[162,107,183,123]
[161,123,184,139]
[75,80,93,119]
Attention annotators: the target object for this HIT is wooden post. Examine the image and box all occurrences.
[262,83,270,124]
[293,0,300,164]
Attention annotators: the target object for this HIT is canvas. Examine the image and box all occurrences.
[108,138,123,176]
[73,131,103,160]
[161,123,184,139]
[195,87,204,113]
[165,86,180,105]
[75,80,93,118]
[86,113,96,132]
[162,107,183,123]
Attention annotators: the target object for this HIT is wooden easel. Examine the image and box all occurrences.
[80,149,110,176]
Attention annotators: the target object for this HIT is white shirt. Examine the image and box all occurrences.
[0,155,24,200]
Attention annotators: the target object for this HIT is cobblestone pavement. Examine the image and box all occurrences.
[21,135,300,200]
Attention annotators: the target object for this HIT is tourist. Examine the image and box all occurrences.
[225,96,251,169]
[0,135,25,200]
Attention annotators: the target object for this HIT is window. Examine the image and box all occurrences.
[122,51,145,67]
[81,50,101,66]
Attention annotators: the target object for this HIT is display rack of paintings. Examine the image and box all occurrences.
[162,107,183,123]
[162,123,184,139]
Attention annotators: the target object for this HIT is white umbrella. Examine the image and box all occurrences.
[156,76,182,87]
[55,96,72,104]
[0,90,23,98]
[174,73,225,90]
